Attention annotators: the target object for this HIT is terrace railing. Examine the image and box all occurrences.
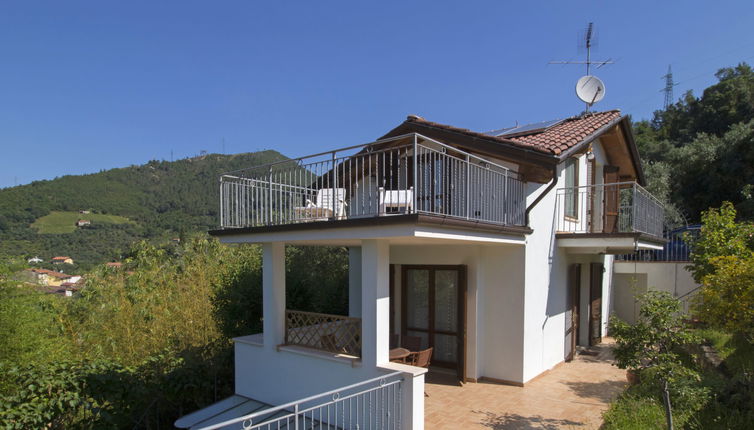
[285,310,362,357]
[195,372,404,430]
[555,182,664,238]
[616,226,700,262]
[219,133,526,229]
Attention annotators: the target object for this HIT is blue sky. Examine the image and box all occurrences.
[1,1,753,188]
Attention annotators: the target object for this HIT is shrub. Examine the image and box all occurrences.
[697,254,754,340]
[602,394,667,430]
[609,290,708,426]
[689,201,754,283]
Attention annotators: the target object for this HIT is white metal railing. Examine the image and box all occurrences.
[219,133,525,229]
[195,372,404,430]
[555,182,664,238]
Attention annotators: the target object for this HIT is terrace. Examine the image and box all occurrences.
[218,133,526,231]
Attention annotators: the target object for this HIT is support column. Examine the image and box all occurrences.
[361,239,390,368]
[405,372,426,430]
[263,242,285,350]
[348,247,362,318]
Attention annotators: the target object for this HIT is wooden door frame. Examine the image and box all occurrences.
[603,166,620,233]
[400,264,467,380]
[589,263,604,346]
[566,264,581,361]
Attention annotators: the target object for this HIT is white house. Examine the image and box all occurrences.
[175,110,665,429]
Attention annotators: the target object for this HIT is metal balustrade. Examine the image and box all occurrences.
[219,133,525,229]
[195,372,405,430]
[555,182,664,238]
[285,310,362,357]
[616,225,700,262]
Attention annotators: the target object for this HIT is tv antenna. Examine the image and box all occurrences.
[549,22,614,112]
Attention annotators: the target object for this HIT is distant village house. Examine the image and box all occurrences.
[76,219,91,227]
[27,256,43,264]
[52,256,74,265]
[22,268,82,287]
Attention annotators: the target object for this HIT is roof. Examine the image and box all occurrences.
[404,110,622,157]
[29,268,73,279]
[492,110,623,155]
[52,256,72,260]
[174,394,272,429]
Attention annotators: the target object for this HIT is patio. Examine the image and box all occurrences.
[425,339,626,429]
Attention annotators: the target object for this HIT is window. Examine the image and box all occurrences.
[564,158,579,218]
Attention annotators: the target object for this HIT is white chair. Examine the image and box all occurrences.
[294,188,348,221]
[379,187,413,214]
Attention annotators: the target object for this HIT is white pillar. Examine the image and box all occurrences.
[361,239,390,368]
[262,242,285,350]
[348,247,362,318]
[405,373,425,430]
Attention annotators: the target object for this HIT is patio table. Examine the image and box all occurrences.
[389,347,411,362]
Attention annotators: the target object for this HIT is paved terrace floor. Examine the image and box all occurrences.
[425,339,627,429]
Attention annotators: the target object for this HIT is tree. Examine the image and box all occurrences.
[688,202,754,282]
[698,255,754,340]
[633,62,754,222]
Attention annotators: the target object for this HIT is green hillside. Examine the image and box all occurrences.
[0,151,286,268]
[31,211,133,234]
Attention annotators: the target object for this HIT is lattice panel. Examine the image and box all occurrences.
[285,310,362,356]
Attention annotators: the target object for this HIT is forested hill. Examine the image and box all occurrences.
[633,62,754,224]
[0,150,286,268]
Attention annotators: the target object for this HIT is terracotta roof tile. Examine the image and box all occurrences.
[503,110,622,155]
[404,110,622,156]
[29,268,73,279]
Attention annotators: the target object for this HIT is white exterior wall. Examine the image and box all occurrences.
[478,245,526,382]
[522,141,617,382]
[389,244,525,383]
[235,340,384,405]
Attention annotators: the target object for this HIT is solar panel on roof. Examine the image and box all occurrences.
[486,118,565,138]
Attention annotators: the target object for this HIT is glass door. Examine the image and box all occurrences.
[402,265,466,376]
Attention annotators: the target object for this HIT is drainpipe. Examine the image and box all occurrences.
[524,165,558,227]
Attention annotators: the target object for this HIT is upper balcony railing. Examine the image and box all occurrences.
[555,182,664,238]
[219,133,526,229]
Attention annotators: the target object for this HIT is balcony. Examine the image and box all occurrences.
[555,182,665,253]
[218,133,526,231]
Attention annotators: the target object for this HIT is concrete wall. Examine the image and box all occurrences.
[612,272,647,325]
[613,262,699,321]
[235,340,384,405]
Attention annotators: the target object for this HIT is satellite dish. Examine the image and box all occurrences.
[576,75,606,105]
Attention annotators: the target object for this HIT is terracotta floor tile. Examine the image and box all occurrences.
[424,339,626,429]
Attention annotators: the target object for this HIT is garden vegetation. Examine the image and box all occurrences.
[0,238,349,429]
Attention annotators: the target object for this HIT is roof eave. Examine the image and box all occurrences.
[554,115,646,186]
[555,114,625,160]
[619,116,647,186]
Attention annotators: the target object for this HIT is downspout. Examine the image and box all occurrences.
[524,165,558,227]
